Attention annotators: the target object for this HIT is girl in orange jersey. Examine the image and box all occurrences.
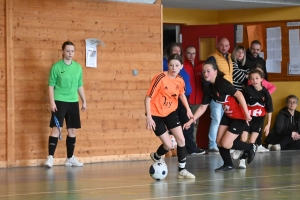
[145,54,195,179]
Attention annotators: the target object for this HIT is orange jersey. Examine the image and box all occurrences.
[146,72,185,117]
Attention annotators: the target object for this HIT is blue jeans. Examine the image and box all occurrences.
[208,100,223,149]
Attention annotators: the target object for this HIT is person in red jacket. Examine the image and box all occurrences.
[183,46,205,155]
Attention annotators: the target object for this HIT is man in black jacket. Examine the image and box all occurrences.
[265,95,300,150]
[244,40,268,81]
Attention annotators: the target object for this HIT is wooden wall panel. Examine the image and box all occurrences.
[0,0,7,162]
[2,0,162,166]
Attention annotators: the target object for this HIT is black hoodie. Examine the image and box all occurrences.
[244,48,268,81]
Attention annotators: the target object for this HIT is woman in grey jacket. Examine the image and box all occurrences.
[265,95,300,150]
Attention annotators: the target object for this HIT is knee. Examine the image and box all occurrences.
[176,138,185,147]
[221,141,233,149]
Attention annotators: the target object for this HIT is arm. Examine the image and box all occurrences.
[262,80,276,94]
[264,112,272,136]
[49,86,57,112]
[183,104,209,130]
[234,90,252,124]
[144,96,156,130]
[179,94,193,119]
[78,86,87,111]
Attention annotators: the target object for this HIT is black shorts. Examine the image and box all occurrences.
[49,101,81,129]
[244,116,264,133]
[220,114,247,135]
[152,111,181,136]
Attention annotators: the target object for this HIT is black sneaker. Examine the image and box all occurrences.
[247,143,257,164]
[215,165,235,172]
[190,149,205,155]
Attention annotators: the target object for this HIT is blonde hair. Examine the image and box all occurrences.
[231,45,246,66]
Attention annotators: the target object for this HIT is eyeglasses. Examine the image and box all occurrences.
[288,101,298,105]
[186,52,196,55]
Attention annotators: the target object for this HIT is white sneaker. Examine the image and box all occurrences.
[270,144,281,151]
[257,145,270,152]
[232,150,244,160]
[239,159,246,169]
[178,169,196,179]
[45,155,54,168]
[65,155,83,167]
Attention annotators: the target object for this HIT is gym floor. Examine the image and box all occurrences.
[0,150,299,200]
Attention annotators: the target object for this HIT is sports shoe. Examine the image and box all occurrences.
[239,159,246,169]
[208,147,219,154]
[270,144,281,151]
[190,149,205,155]
[232,150,244,160]
[247,144,257,164]
[257,145,270,152]
[150,152,164,162]
[45,155,54,168]
[65,155,83,167]
[215,165,235,172]
[178,169,196,179]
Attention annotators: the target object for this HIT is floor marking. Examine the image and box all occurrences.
[1,172,300,197]
[134,184,300,200]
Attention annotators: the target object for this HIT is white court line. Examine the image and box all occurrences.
[134,185,300,200]
[1,172,300,197]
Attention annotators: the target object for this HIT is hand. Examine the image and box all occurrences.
[183,119,194,130]
[186,109,194,120]
[146,116,156,130]
[264,124,270,136]
[81,102,87,111]
[291,132,298,140]
[245,113,252,126]
[50,102,57,113]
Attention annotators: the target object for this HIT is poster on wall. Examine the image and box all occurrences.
[85,38,105,68]
[288,29,300,75]
[246,24,264,50]
[266,26,282,73]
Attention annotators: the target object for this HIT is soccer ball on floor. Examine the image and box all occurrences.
[149,161,168,181]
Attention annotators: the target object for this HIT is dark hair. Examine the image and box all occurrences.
[286,95,299,104]
[168,54,183,65]
[249,68,264,79]
[231,45,246,65]
[164,42,183,61]
[62,41,75,50]
[202,61,225,77]
[251,40,261,46]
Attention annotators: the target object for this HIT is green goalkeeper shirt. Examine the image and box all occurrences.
[48,60,83,102]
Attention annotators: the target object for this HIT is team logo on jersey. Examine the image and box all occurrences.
[262,97,265,101]
[164,86,168,90]
[176,85,179,90]
[171,94,177,97]
[216,92,220,97]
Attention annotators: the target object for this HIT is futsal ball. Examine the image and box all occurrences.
[149,161,168,181]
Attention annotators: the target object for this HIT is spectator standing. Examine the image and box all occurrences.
[183,46,204,148]
[205,38,233,153]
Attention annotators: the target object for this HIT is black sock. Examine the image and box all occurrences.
[48,136,58,156]
[177,146,187,171]
[218,147,233,166]
[66,136,76,158]
[232,140,252,151]
[154,144,169,160]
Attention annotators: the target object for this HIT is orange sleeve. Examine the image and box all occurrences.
[146,73,165,97]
